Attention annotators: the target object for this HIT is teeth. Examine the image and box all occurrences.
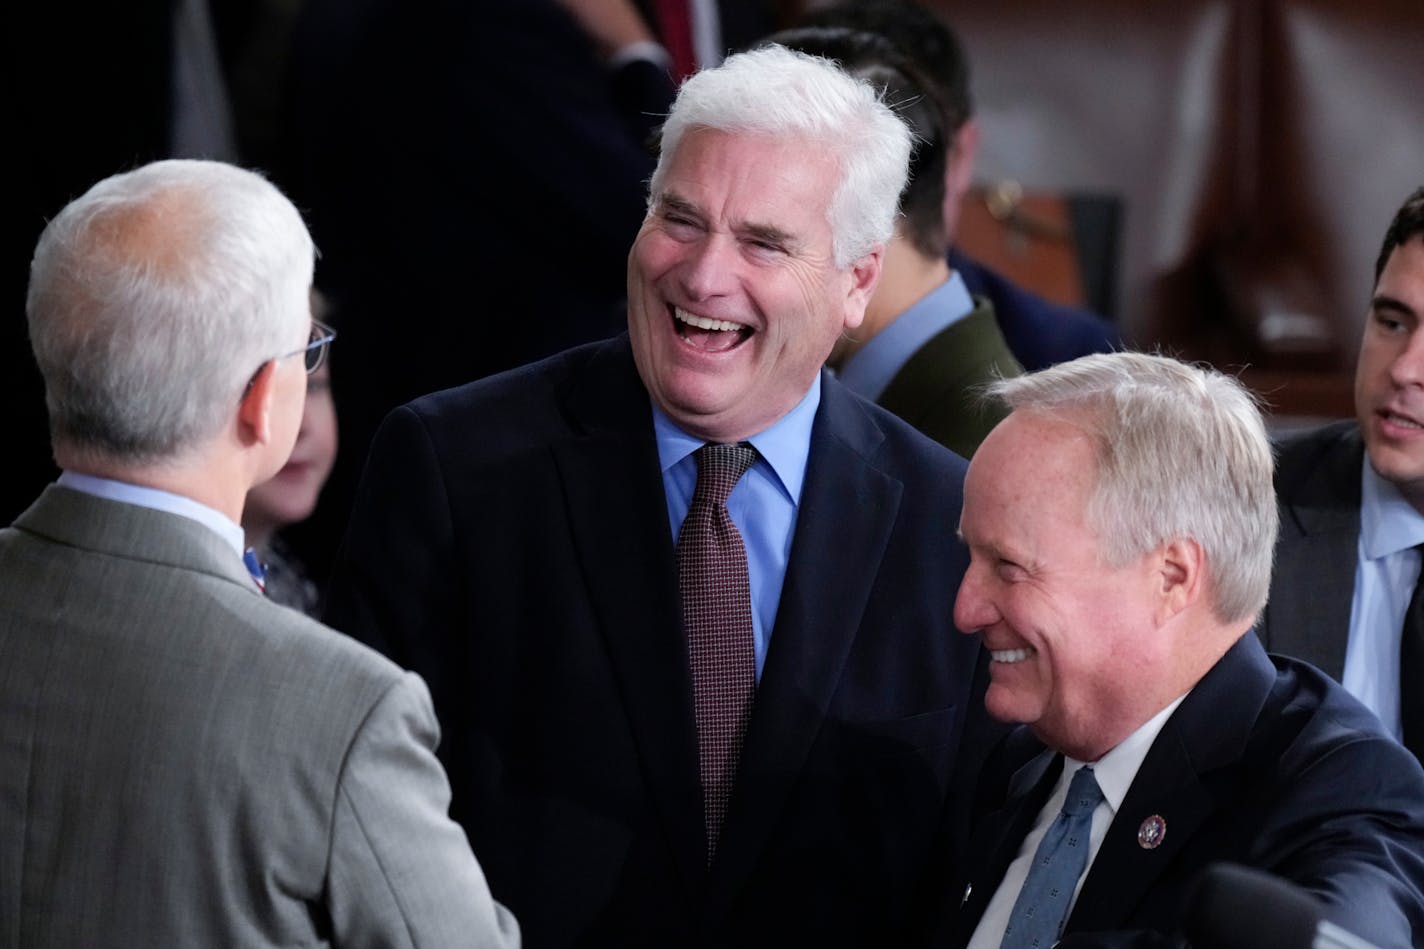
[990,648,1036,664]
[675,307,743,332]
[1386,411,1423,430]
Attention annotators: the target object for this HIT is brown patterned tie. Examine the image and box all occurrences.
[678,442,759,862]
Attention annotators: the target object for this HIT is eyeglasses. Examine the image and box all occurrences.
[275,319,337,374]
[243,320,338,400]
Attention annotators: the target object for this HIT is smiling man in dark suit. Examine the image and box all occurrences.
[947,352,1424,948]
[326,45,986,947]
[1259,187,1424,759]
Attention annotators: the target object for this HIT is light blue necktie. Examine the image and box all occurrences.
[1002,765,1103,948]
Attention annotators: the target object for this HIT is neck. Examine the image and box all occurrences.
[63,447,251,525]
[835,238,950,365]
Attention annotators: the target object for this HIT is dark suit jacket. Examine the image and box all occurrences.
[877,296,1023,459]
[950,249,1121,372]
[325,335,986,947]
[946,635,1424,949]
[0,487,517,947]
[1257,419,1363,679]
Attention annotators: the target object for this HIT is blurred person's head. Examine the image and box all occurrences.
[1355,186,1424,514]
[27,159,317,511]
[629,44,911,441]
[797,0,977,241]
[243,294,339,550]
[955,352,1276,760]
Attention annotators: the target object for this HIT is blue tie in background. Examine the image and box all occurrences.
[243,547,266,593]
[1002,765,1103,948]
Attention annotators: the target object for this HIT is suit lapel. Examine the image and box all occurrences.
[951,747,1064,942]
[707,377,903,904]
[1263,422,1362,677]
[549,340,708,898]
[1068,636,1273,931]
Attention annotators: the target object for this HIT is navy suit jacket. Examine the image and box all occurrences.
[950,249,1121,372]
[326,335,987,947]
[1257,420,1363,679]
[946,635,1424,948]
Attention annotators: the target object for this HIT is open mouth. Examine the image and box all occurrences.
[673,306,753,353]
[990,647,1036,664]
[1381,408,1424,432]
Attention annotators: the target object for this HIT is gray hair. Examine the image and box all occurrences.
[649,44,912,268]
[27,159,314,467]
[987,352,1278,624]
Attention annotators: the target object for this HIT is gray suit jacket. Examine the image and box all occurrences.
[0,486,520,948]
[1258,420,1363,679]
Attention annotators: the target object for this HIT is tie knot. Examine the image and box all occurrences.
[693,442,758,506]
[1061,766,1102,818]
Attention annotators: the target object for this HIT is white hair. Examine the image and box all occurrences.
[26,159,314,467]
[649,44,912,268]
[987,352,1278,624]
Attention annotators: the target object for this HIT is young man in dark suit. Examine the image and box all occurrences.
[1260,187,1424,760]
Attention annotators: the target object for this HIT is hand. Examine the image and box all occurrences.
[552,0,656,61]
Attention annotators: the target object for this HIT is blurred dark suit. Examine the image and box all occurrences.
[1255,419,1362,678]
[952,249,1121,372]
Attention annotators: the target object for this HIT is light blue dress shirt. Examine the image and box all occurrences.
[835,272,975,401]
[57,470,247,559]
[654,375,820,680]
[1342,457,1424,738]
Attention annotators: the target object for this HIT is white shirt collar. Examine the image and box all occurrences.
[57,470,247,558]
[1360,455,1424,561]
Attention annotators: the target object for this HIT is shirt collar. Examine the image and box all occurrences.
[1065,693,1188,817]
[652,373,822,504]
[1360,454,1424,560]
[836,271,975,401]
[57,470,247,558]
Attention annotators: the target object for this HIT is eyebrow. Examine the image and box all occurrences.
[1372,294,1417,319]
[656,191,799,252]
[657,192,702,220]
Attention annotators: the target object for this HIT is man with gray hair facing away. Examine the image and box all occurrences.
[327,45,987,946]
[0,159,519,948]
[946,352,1424,948]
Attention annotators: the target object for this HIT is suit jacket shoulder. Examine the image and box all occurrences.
[0,487,517,947]
[1259,419,1363,676]
[877,296,1023,458]
[949,249,1120,372]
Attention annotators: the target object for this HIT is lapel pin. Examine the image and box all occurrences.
[961,883,973,906]
[1137,814,1166,850]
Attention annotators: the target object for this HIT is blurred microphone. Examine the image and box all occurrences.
[1184,863,1380,949]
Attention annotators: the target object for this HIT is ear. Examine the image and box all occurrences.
[945,119,980,201]
[1154,536,1205,624]
[942,119,981,239]
[841,245,884,332]
[237,360,278,448]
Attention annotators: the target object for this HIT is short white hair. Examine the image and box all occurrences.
[27,159,314,467]
[987,352,1278,624]
[649,44,912,268]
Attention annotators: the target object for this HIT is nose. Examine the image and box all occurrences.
[677,233,738,303]
[1388,325,1424,388]
[953,559,998,635]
